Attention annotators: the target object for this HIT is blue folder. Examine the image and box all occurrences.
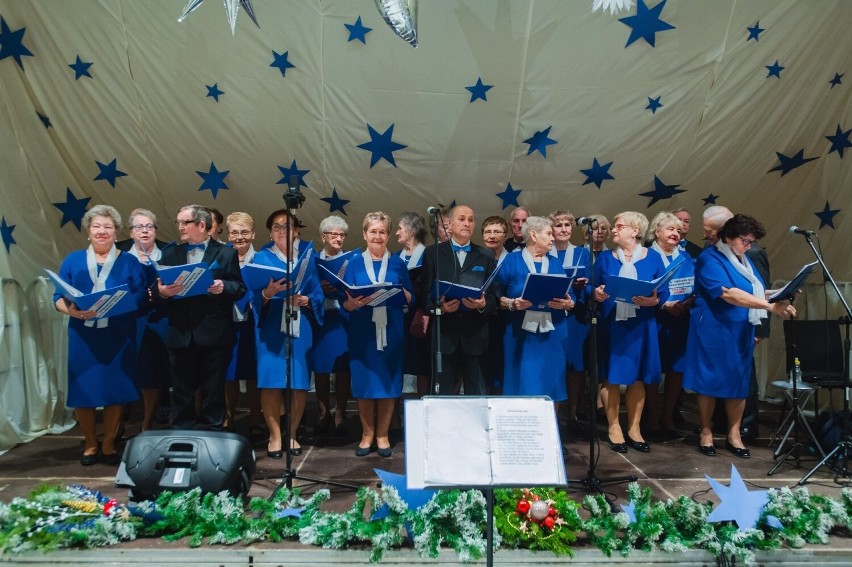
[156,262,214,298]
[604,254,686,303]
[316,264,406,307]
[315,248,361,280]
[520,273,572,309]
[437,264,501,301]
[767,261,818,303]
[45,269,138,319]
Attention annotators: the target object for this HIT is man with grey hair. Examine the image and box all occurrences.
[504,206,530,252]
[671,207,703,258]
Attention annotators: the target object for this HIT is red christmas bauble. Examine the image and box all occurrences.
[516,499,531,514]
[548,506,557,517]
[542,516,555,530]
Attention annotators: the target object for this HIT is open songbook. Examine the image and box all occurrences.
[603,254,687,303]
[768,261,819,303]
[156,262,214,298]
[317,264,406,308]
[520,273,572,309]
[241,244,314,298]
[45,269,137,319]
[314,248,361,280]
[437,263,501,301]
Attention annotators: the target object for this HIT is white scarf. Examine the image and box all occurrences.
[85,244,118,328]
[549,243,579,275]
[231,246,256,322]
[320,248,343,312]
[362,249,390,350]
[129,241,162,264]
[271,243,301,337]
[651,241,678,268]
[715,241,767,326]
[400,242,425,270]
[520,248,555,334]
[615,246,643,321]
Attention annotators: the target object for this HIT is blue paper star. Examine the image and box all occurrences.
[196,162,230,199]
[495,182,522,209]
[276,159,310,187]
[357,123,407,168]
[829,72,843,88]
[320,188,350,215]
[275,507,305,519]
[580,158,615,189]
[768,149,818,176]
[53,188,91,231]
[618,0,676,48]
[703,193,719,205]
[345,16,372,44]
[639,175,685,207]
[371,469,435,521]
[270,50,295,77]
[36,111,52,128]
[94,158,127,188]
[765,60,784,79]
[0,216,16,253]
[0,17,34,70]
[825,125,851,158]
[523,126,557,158]
[620,501,639,524]
[746,21,764,42]
[206,83,224,101]
[706,465,775,531]
[466,77,493,102]
[815,201,840,229]
[68,55,93,80]
[645,96,663,114]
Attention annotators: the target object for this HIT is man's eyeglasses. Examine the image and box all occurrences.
[131,223,157,231]
[229,230,253,238]
[323,231,346,239]
[175,219,198,227]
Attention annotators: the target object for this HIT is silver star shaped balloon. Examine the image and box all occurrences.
[375,0,418,48]
[178,0,259,35]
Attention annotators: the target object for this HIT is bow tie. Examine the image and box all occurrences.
[452,243,471,253]
[186,242,206,252]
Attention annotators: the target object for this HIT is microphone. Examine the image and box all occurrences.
[426,205,442,216]
[575,217,597,225]
[789,225,816,236]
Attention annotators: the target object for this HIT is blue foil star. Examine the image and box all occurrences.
[825,125,851,158]
[276,159,310,187]
[196,162,230,199]
[620,501,639,524]
[270,50,295,77]
[357,123,407,168]
[68,55,93,80]
[495,183,522,209]
[639,175,685,207]
[206,83,224,101]
[645,96,663,114]
[829,73,843,88]
[815,201,840,229]
[37,111,52,128]
[523,126,557,158]
[746,21,764,41]
[0,17,34,70]
[466,77,493,102]
[706,465,776,532]
[765,60,784,79]
[1,216,16,252]
[618,0,676,48]
[768,149,818,176]
[703,193,719,205]
[371,469,435,521]
[345,16,372,44]
[321,188,350,215]
[94,158,127,188]
[275,507,305,519]
[53,188,91,230]
[580,158,615,189]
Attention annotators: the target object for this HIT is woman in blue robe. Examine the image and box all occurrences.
[480,216,510,394]
[684,214,794,458]
[343,212,413,458]
[53,205,146,466]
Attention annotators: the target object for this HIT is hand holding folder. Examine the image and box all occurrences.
[156,262,215,298]
[45,269,137,319]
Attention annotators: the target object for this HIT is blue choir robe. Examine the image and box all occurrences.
[134,260,170,389]
[311,248,354,374]
[655,251,695,373]
[550,246,591,372]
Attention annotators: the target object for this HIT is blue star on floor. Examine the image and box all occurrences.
[53,188,91,230]
[618,0,676,48]
[345,16,372,44]
[523,126,557,158]
[765,60,784,79]
[825,125,851,158]
[68,55,93,80]
[466,77,493,102]
[371,469,435,521]
[0,17,34,70]
[703,193,719,205]
[815,201,840,229]
[206,83,224,101]
[768,149,818,176]
[357,123,407,168]
[196,162,229,199]
[580,158,615,189]
[646,96,663,114]
[36,111,52,128]
[706,465,778,531]
[270,50,295,77]
[495,182,522,209]
[0,216,16,253]
[320,188,350,215]
[93,158,127,188]
[829,72,843,88]
[276,159,310,187]
[620,501,639,524]
[639,175,684,207]
[746,21,764,42]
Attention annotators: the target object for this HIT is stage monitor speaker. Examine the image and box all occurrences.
[115,430,256,501]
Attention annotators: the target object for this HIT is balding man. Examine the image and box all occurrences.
[504,206,530,252]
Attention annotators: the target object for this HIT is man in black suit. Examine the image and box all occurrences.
[504,206,530,252]
[672,207,704,258]
[152,205,246,429]
[418,205,499,396]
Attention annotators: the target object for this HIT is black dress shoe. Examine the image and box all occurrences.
[377,446,393,458]
[288,447,303,457]
[626,436,650,453]
[355,446,371,457]
[266,449,283,459]
[608,438,628,453]
[80,451,100,466]
[725,440,750,459]
[698,444,717,456]
[101,452,122,466]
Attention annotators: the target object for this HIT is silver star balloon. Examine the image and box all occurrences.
[178,0,260,35]
[375,0,418,48]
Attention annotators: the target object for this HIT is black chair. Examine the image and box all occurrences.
[783,319,846,421]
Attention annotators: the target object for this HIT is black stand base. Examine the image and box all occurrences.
[276,470,359,493]
[568,470,637,511]
[800,441,852,485]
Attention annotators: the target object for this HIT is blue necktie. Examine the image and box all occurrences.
[452,243,471,253]
[186,242,206,252]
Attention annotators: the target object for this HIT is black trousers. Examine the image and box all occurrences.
[436,350,486,396]
[168,341,232,429]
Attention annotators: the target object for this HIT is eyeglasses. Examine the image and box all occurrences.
[613,223,631,232]
[175,219,198,227]
[482,229,506,236]
[228,230,253,238]
[131,223,157,231]
[739,236,756,247]
[322,231,346,238]
[271,223,291,233]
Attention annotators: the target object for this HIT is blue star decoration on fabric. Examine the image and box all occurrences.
[275,507,305,519]
[94,159,128,188]
[618,0,676,48]
[53,188,91,230]
[68,55,93,80]
[825,124,851,158]
[703,193,719,205]
[765,60,784,79]
[270,50,295,77]
[370,469,435,521]
[345,16,372,44]
[580,158,615,189]
[620,501,639,524]
[36,111,52,128]
[706,465,782,531]
[1,217,16,253]
[495,182,522,209]
[276,159,310,187]
[206,83,224,102]
[639,175,685,207]
[829,72,843,88]
[523,126,557,158]
[357,123,407,168]
[320,188,350,215]
[768,149,818,176]
[815,201,840,229]
[466,77,493,102]
[645,96,663,114]
[746,21,764,42]
[196,162,230,199]
[0,17,34,70]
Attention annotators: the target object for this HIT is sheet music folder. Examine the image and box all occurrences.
[603,254,687,303]
[316,264,405,307]
[44,269,136,319]
[519,273,572,308]
[156,262,214,298]
[768,261,818,303]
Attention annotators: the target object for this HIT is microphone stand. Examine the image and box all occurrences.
[428,208,443,395]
